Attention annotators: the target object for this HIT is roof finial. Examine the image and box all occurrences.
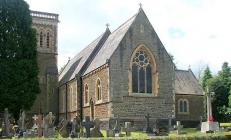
[139,3,143,9]
[68,57,70,62]
[106,23,110,29]
[188,65,191,70]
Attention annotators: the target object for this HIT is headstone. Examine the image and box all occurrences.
[57,119,69,138]
[44,112,56,137]
[145,113,153,133]
[91,118,103,137]
[74,116,82,138]
[176,121,183,135]
[66,121,72,137]
[2,108,10,137]
[124,122,131,136]
[114,116,121,137]
[82,116,94,138]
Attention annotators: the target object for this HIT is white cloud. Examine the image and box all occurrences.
[25,0,231,74]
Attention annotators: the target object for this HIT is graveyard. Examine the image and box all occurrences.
[0,108,231,139]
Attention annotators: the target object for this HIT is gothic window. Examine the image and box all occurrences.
[131,46,156,94]
[46,32,50,48]
[84,84,89,104]
[96,79,102,101]
[178,99,189,114]
[69,87,73,111]
[39,31,43,47]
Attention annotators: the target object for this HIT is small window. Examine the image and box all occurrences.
[46,32,50,48]
[39,31,43,47]
[84,84,89,104]
[96,79,102,101]
[178,99,189,114]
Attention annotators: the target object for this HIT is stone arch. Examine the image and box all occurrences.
[178,98,189,114]
[128,44,158,96]
[95,77,102,101]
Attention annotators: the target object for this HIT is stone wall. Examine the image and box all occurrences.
[108,10,175,129]
[30,14,59,115]
[175,94,205,127]
[82,67,110,120]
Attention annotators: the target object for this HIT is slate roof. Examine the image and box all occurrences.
[59,32,106,85]
[175,69,204,95]
[83,13,137,75]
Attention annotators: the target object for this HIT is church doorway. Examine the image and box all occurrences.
[90,98,94,120]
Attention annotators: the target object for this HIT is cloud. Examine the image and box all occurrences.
[25,0,231,75]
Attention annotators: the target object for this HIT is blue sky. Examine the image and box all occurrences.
[25,0,231,77]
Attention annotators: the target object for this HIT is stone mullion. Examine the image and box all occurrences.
[137,66,140,93]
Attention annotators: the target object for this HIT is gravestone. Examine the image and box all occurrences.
[114,116,121,137]
[57,119,69,138]
[44,112,56,137]
[145,113,153,133]
[74,116,81,138]
[124,122,131,136]
[176,121,183,135]
[66,121,72,137]
[82,116,94,138]
[91,118,103,137]
[2,108,10,137]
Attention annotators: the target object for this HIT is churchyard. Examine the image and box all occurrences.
[0,108,231,139]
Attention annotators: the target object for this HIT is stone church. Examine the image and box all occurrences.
[31,8,204,129]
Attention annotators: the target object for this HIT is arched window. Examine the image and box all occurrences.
[39,31,43,47]
[178,99,189,113]
[69,87,73,111]
[96,79,102,101]
[84,84,89,104]
[46,32,50,48]
[130,46,157,94]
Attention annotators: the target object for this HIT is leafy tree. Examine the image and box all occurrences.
[0,0,40,119]
[201,66,212,91]
[208,77,229,122]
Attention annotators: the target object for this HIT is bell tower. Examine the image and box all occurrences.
[30,11,59,114]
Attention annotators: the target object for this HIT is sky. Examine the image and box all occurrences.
[25,0,231,77]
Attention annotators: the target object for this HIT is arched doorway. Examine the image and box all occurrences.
[90,98,94,120]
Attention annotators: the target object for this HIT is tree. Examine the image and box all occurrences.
[0,0,40,119]
[201,66,212,91]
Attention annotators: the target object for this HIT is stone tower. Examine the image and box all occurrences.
[30,11,59,114]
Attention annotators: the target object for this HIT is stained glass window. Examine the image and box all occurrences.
[179,99,189,113]
[46,32,50,48]
[85,84,89,104]
[40,31,43,47]
[96,79,102,101]
[131,48,153,93]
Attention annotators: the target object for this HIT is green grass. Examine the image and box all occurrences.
[220,123,231,127]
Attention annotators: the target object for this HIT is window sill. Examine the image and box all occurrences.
[130,93,155,97]
[178,112,189,115]
[95,100,103,104]
[84,103,89,107]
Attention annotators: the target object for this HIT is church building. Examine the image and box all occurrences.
[58,7,204,129]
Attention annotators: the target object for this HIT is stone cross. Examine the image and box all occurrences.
[176,121,183,135]
[145,113,153,133]
[82,116,94,138]
[139,3,142,9]
[124,122,132,136]
[2,108,10,137]
[106,23,110,29]
[114,116,120,136]
[207,88,214,122]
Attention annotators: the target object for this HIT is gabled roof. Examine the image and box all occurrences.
[59,30,110,85]
[83,12,137,75]
[175,69,204,95]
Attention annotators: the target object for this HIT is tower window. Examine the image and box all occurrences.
[39,31,43,47]
[46,32,50,48]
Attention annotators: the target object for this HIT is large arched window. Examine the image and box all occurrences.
[178,99,189,114]
[130,45,157,95]
[84,84,89,104]
[96,79,102,101]
[39,31,43,47]
[46,32,50,48]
